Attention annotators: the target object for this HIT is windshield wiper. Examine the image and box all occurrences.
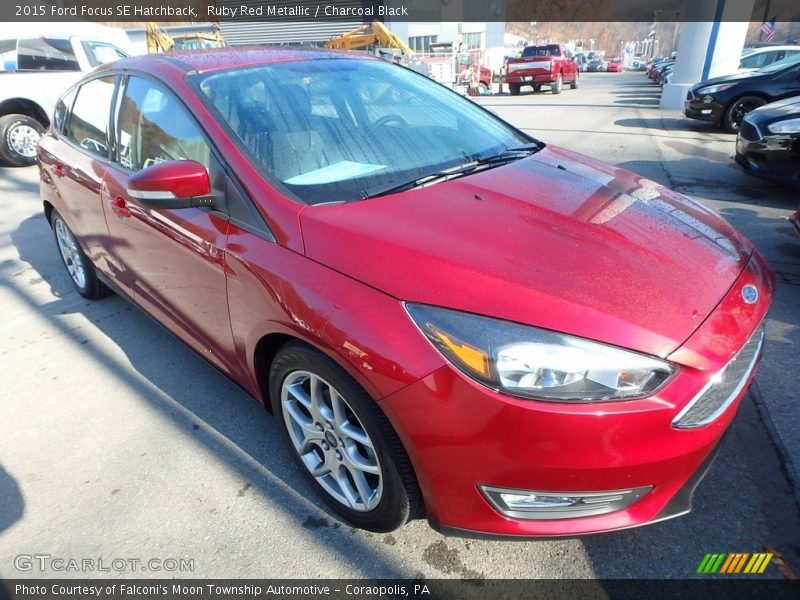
[362,142,543,200]
[477,141,543,164]
[362,160,483,199]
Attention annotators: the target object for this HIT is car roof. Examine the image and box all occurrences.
[742,45,800,55]
[108,46,365,74]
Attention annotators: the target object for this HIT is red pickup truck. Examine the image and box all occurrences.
[505,44,579,95]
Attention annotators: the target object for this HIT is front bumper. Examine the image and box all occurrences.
[735,128,800,184]
[381,252,773,536]
[685,92,725,124]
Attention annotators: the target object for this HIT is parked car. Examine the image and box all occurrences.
[685,54,800,133]
[587,58,605,72]
[0,32,128,166]
[736,95,800,184]
[607,57,624,72]
[505,43,579,95]
[660,64,675,86]
[739,45,800,71]
[650,60,674,84]
[40,48,773,537]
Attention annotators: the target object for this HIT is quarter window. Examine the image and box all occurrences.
[65,76,116,157]
[53,88,77,134]
[117,76,211,171]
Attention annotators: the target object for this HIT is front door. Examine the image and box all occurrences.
[101,75,237,374]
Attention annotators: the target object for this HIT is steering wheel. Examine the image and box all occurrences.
[372,114,408,128]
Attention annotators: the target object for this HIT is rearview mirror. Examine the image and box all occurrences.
[127,160,215,209]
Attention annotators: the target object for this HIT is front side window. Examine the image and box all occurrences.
[65,76,116,157]
[17,38,79,71]
[82,41,127,67]
[117,76,211,172]
[195,58,528,204]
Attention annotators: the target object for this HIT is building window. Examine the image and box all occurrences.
[462,32,483,50]
[408,35,438,53]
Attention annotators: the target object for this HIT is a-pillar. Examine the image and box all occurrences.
[660,0,753,109]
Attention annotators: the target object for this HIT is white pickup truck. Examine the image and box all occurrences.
[0,30,130,166]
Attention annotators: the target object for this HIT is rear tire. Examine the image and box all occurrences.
[50,210,111,299]
[270,342,421,532]
[570,72,579,89]
[552,73,563,94]
[0,114,44,167]
[509,83,520,96]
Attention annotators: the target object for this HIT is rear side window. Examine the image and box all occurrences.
[65,76,116,157]
[117,76,211,171]
[17,38,79,71]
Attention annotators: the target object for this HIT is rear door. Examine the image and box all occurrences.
[43,75,118,267]
[101,74,238,374]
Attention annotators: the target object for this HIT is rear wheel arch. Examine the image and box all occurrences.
[43,200,55,224]
[0,98,49,128]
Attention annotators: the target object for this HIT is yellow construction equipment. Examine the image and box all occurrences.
[146,22,225,54]
[324,21,413,58]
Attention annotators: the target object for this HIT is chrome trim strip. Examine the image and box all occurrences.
[672,327,764,429]
[480,485,652,520]
[127,188,177,200]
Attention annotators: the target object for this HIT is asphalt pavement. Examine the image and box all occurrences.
[0,71,798,580]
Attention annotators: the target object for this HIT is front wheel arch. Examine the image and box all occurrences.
[722,94,769,133]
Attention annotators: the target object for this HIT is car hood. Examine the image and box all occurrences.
[300,146,752,358]
[749,94,800,120]
[694,70,762,89]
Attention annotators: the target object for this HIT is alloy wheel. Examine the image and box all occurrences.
[54,218,86,289]
[281,370,383,512]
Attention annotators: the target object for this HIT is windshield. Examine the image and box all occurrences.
[194,58,530,204]
[757,53,800,73]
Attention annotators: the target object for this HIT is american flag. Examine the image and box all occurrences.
[761,18,776,43]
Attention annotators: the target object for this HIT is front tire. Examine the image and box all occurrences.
[723,96,766,134]
[552,73,563,94]
[50,210,111,299]
[509,83,521,96]
[0,114,44,167]
[270,342,421,532]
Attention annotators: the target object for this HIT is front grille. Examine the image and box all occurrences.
[739,119,761,142]
[673,326,764,429]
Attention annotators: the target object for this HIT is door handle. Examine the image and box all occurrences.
[53,162,66,178]
[109,196,131,218]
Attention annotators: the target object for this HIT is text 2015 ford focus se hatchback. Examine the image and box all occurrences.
[39,48,773,537]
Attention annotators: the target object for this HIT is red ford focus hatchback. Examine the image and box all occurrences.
[39,48,773,537]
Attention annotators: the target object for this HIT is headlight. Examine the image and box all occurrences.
[406,304,675,402]
[696,83,735,95]
[767,118,800,134]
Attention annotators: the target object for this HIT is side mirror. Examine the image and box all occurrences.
[127,160,215,209]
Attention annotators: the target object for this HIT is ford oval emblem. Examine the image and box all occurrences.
[741,284,759,304]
